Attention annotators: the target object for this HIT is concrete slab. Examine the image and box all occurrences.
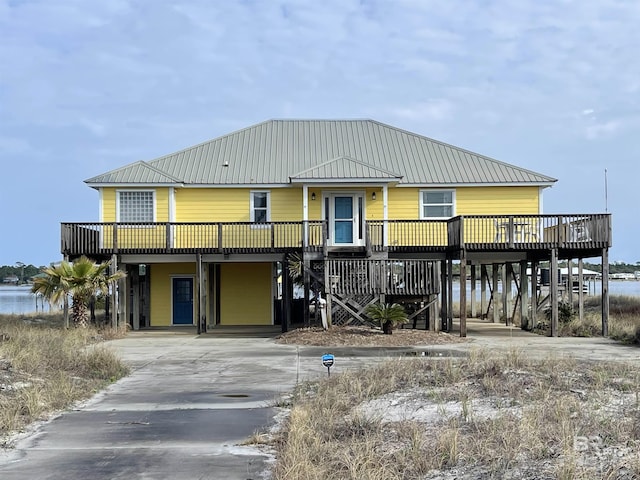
[0,323,637,479]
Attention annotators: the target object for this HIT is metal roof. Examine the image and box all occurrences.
[85,120,557,187]
[290,156,403,182]
[86,160,183,185]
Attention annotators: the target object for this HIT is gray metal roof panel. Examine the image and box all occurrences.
[290,156,403,181]
[85,120,557,186]
[84,161,182,184]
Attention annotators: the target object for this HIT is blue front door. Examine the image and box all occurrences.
[328,193,364,246]
[334,196,354,244]
[172,277,193,325]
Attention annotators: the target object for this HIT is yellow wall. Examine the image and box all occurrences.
[100,185,540,223]
[175,188,303,222]
[102,187,539,222]
[220,263,272,325]
[387,186,539,218]
[456,186,539,214]
[149,263,196,326]
[98,185,541,249]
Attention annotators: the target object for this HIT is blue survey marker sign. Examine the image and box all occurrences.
[322,354,334,367]
[322,353,335,376]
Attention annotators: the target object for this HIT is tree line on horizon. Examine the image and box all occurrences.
[0,264,46,283]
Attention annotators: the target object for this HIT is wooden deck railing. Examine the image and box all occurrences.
[61,214,611,256]
[326,259,439,296]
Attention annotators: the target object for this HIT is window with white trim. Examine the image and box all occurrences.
[420,190,454,218]
[250,191,270,223]
[118,191,155,222]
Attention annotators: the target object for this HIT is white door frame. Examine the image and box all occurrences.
[323,191,366,247]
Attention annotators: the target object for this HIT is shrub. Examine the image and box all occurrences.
[544,300,575,324]
[365,303,408,334]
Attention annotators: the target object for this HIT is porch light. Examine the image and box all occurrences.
[372,192,376,200]
[311,192,316,200]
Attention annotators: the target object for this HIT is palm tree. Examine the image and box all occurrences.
[365,302,408,335]
[32,256,126,328]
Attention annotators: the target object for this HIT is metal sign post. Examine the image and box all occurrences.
[322,353,334,377]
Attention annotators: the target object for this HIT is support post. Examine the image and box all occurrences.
[520,260,529,330]
[459,254,467,337]
[550,248,559,337]
[447,259,453,332]
[63,254,70,329]
[502,263,509,325]
[578,258,584,322]
[196,253,206,334]
[480,264,487,320]
[132,266,140,331]
[602,248,609,336]
[531,261,539,329]
[492,264,499,323]
[202,263,208,333]
[440,259,448,332]
[117,264,128,331]
[303,257,311,327]
[470,263,477,318]
[111,254,118,329]
[282,256,290,333]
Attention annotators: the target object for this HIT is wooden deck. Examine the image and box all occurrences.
[61,214,611,260]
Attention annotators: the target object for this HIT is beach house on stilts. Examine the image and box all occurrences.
[61,120,611,336]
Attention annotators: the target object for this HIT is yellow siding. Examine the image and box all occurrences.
[456,186,539,214]
[175,188,303,222]
[307,190,322,219]
[102,189,116,222]
[220,263,272,325]
[387,186,539,218]
[101,185,539,225]
[149,263,196,326]
[387,189,421,219]
[176,188,248,222]
[385,186,540,246]
[365,188,384,220]
[271,188,302,220]
[98,185,539,249]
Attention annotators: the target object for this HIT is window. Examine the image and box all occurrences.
[118,191,155,222]
[420,190,454,218]
[250,191,270,223]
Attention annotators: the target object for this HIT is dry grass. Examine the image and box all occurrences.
[0,313,130,444]
[531,295,640,344]
[276,326,468,347]
[268,348,640,479]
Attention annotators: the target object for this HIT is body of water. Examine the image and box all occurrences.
[0,286,56,315]
[453,279,640,298]
[2,280,640,315]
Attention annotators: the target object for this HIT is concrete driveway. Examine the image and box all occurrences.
[0,323,637,479]
[0,331,389,480]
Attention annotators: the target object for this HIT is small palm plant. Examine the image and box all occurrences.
[365,302,408,335]
[32,256,126,328]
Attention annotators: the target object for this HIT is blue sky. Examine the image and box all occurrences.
[1,0,638,267]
